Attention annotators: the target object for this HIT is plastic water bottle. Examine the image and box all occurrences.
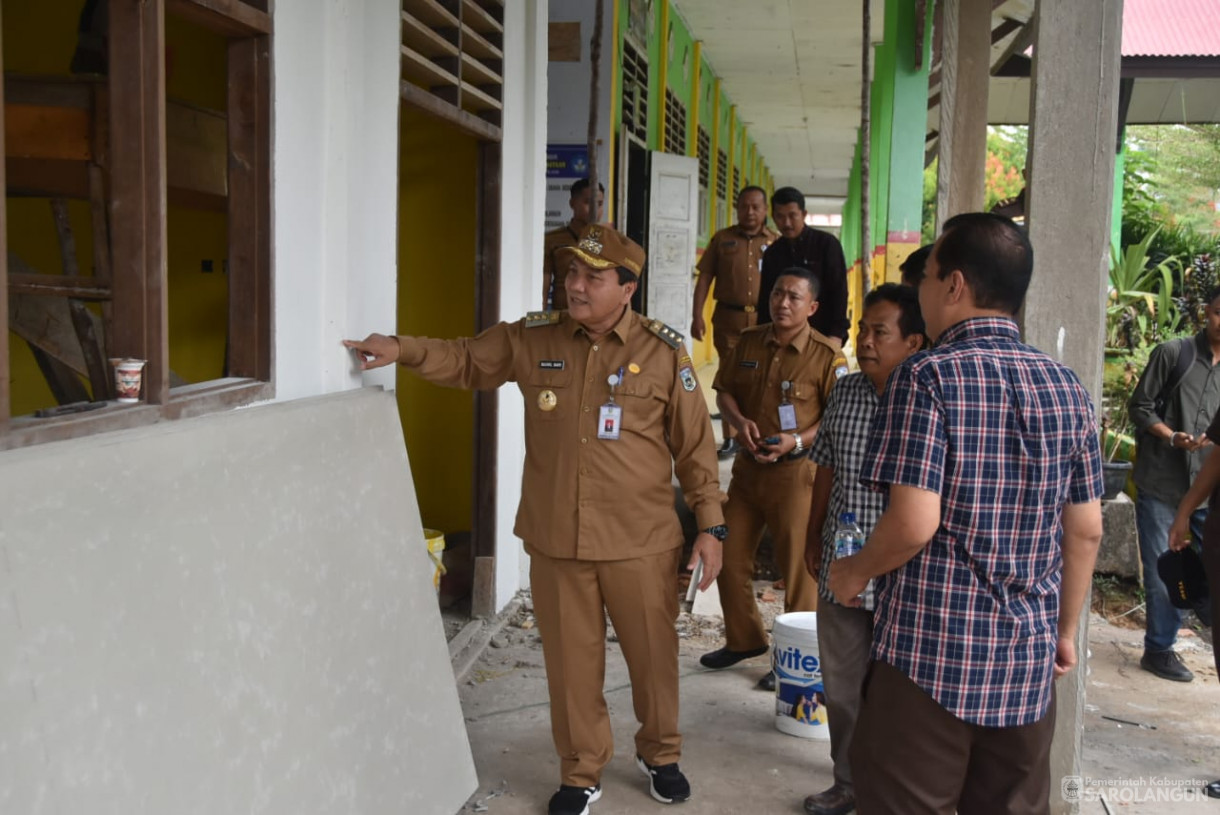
[833,512,870,601]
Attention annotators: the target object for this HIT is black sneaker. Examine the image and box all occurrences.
[636,755,690,804]
[717,439,739,460]
[548,783,602,815]
[1140,649,1194,682]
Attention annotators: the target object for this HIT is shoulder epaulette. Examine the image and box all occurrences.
[525,310,561,328]
[643,318,684,350]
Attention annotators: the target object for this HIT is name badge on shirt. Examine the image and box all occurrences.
[778,380,797,431]
[598,403,623,440]
[539,359,565,370]
[778,403,798,431]
[739,360,759,369]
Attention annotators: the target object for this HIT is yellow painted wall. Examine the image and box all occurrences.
[5,6,229,413]
[396,107,477,535]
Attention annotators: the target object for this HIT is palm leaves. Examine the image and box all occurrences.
[1107,228,1181,350]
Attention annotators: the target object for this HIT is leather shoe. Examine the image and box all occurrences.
[700,645,768,670]
[804,784,855,815]
[1207,780,1220,799]
[717,438,740,459]
[755,671,776,692]
[1140,649,1194,682]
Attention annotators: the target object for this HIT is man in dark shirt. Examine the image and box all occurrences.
[757,187,849,347]
[1127,287,1220,682]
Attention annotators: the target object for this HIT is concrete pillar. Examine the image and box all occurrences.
[883,0,933,280]
[935,0,990,227]
[1022,2,1124,812]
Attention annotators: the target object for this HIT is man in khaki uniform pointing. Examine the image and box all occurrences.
[345,224,726,815]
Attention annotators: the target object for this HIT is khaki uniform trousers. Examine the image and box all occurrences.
[719,456,819,652]
[530,547,683,787]
[711,305,757,443]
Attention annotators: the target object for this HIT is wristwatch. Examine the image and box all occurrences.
[703,525,729,542]
[787,432,805,459]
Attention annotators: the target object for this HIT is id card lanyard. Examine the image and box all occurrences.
[598,367,624,440]
[778,380,798,431]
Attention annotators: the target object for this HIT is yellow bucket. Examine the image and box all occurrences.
[424,528,447,592]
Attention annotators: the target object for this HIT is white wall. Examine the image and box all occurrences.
[496,0,550,607]
[545,0,615,229]
[273,0,400,401]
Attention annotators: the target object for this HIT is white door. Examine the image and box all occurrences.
[647,152,699,353]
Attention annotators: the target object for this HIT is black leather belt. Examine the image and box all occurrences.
[718,302,756,313]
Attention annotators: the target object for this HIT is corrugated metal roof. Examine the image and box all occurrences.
[1123,0,1220,58]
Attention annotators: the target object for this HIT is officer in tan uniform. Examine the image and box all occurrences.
[542,178,605,310]
[344,224,726,815]
[699,266,848,691]
[691,186,777,458]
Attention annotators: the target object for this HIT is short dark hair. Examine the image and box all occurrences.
[736,185,767,204]
[570,177,606,197]
[899,244,934,287]
[935,212,1033,314]
[771,186,806,212]
[1206,285,1220,306]
[772,266,820,299]
[863,283,926,341]
[615,267,639,286]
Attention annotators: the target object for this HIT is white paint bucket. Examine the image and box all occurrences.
[771,611,829,740]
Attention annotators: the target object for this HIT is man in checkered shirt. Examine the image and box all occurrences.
[801,283,927,815]
[828,213,1104,813]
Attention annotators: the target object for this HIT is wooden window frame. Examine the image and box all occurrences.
[0,0,273,450]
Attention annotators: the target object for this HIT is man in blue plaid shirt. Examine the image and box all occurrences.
[829,213,1104,814]
[802,283,926,815]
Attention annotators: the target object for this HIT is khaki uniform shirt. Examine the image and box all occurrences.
[696,225,779,310]
[712,323,847,449]
[396,308,726,560]
[542,218,588,310]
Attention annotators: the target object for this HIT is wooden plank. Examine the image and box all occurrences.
[49,197,112,400]
[471,142,501,570]
[9,291,105,377]
[4,104,93,161]
[402,0,459,30]
[161,379,273,420]
[463,23,502,59]
[89,164,112,286]
[165,0,272,36]
[471,557,496,619]
[166,101,228,199]
[402,46,460,89]
[403,13,459,59]
[461,0,502,35]
[109,0,169,405]
[8,273,110,299]
[1,404,161,451]
[459,53,501,87]
[460,81,501,112]
[227,35,272,380]
[28,344,91,406]
[0,12,9,427]
[5,158,90,199]
[547,21,580,62]
[400,80,501,142]
[4,76,97,109]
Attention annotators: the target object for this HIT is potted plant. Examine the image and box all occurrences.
[1099,358,1138,500]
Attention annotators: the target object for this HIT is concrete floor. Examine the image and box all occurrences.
[452,357,1220,814]
[454,605,1220,815]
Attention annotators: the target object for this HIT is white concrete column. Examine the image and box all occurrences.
[495,0,550,611]
[1023,2,1124,811]
[935,0,991,227]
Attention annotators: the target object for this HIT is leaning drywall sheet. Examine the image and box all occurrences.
[0,388,476,814]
